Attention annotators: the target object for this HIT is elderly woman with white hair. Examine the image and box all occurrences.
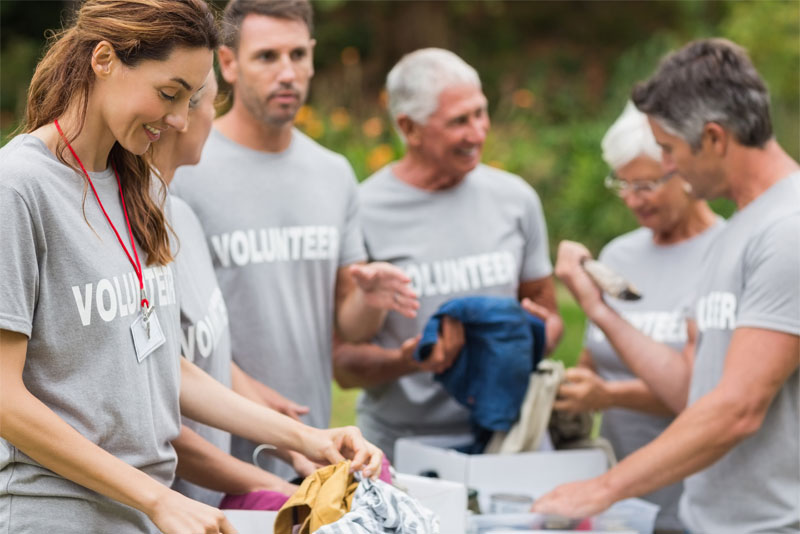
[551,102,723,533]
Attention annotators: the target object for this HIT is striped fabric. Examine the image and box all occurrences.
[315,478,439,533]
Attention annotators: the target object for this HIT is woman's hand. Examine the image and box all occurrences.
[299,426,383,479]
[553,367,611,413]
[147,487,237,534]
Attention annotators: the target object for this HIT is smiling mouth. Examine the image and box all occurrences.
[143,124,161,141]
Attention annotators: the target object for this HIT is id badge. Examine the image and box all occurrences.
[131,311,166,363]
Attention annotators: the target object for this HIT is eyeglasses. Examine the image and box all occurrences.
[604,170,676,196]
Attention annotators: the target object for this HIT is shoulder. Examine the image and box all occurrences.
[292,129,355,176]
[469,164,543,205]
[599,227,652,261]
[0,135,70,200]
[359,165,395,197]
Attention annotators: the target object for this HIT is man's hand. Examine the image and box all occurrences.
[554,241,605,319]
[419,317,464,374]
[521,297,563,354]
[531,476,615,518]
[349,262,419,318]
[553,367,611,413]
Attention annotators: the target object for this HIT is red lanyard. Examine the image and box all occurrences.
[54,119,150,313]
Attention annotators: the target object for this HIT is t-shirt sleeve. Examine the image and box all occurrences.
[736,213,800,335]
[0,185,40,336]
[337,161,368,267]
[519,185,553,281]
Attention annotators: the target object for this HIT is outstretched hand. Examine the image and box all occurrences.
[531,477,615,519]
[349,262,419,318]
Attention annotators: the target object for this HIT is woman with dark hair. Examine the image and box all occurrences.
[0,2,380,532]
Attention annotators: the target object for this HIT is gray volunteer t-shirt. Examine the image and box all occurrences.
[680,173,800,533]
[356,164,553,457]
[0,135,182,533]
[171,128,366,478]
[169,196,233,506]
[584,219,724,532]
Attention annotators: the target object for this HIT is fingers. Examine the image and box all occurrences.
[219,515,238,534]
[441,317,464,367]
[399,334,422,363]
[521,297,551,321]
[365,444,383,480]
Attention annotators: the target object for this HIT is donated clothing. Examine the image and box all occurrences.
[0,135,182,533]
[356,164,552,459]
[172,128,367,478]
[584,218,725,531]
[169,196,233,506]
[486,359,566,454]
[274,461,359,534]
[316,477,439,534]
[680,173,800,533]
[415,297,545,435]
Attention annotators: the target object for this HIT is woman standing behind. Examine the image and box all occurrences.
[552,102,724,533]
[0,2,380,533]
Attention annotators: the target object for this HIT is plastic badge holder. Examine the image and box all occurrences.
[467,498,659,534]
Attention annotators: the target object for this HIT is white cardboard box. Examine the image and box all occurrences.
[395,472,467,534]
[395,435,607,511]
[224,510,277,534]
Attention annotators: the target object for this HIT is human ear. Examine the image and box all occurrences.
[702,122,728,157]
[217,46,238,85]
[91,41,118,79]
[397,115,421,146]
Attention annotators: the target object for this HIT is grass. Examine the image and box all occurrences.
[330,284,587,428]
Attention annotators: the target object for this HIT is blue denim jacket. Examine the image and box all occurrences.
[414,296,546,442]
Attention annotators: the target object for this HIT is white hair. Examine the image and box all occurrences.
[386,48,481,134]
[601,100,662,170]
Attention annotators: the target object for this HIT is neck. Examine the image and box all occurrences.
[726,139,800,209]
[215,99,293,153]
[652,201,717,246]
[393,152,467,191]
[48,97,117,172]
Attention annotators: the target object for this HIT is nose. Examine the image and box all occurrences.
[164,108,188,132]
[467,115,488,144]
[621,187,645,209]
[276,54,297,84]
[661,151,677,174]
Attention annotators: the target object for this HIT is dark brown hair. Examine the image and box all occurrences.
[24,0,219,265]
[222,0,313,49]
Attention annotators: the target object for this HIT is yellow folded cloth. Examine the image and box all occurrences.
[274,460,359,534]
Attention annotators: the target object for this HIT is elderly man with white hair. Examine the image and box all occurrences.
[550,101,723,534]
[333,48,563,458]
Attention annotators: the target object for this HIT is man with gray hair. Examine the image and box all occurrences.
[334,48,563,459]
[534,38,799,533]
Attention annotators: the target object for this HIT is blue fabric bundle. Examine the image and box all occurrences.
[414,296,546,440]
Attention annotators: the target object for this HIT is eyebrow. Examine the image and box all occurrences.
[171,77,193,91]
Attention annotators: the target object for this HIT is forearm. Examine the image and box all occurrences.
[179,358,306,452]
[606,379,675,416]
[173,425,295,495]
[336,290,388,343]
[230,361,264,404]
[333,341,417,389]
[600,388,754,501]
[590,305,690,412]
[1,385,166,516]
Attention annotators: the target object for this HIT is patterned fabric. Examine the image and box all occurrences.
[316,478,439,534]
